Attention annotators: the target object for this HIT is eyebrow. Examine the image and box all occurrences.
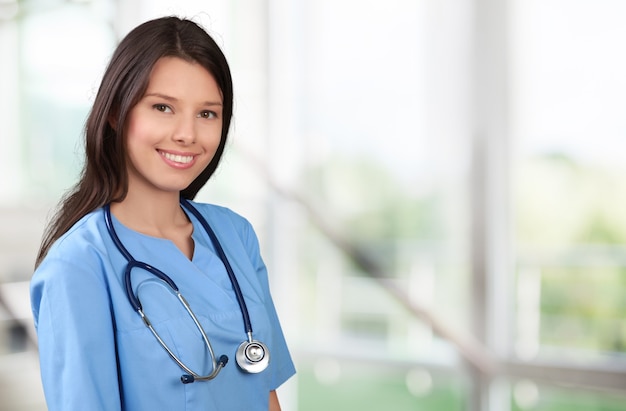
[144,92,223,106]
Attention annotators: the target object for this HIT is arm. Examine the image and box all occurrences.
[31,257,121,411]
[269,390,281,411]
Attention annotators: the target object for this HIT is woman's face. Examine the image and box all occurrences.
[123,56,223,197]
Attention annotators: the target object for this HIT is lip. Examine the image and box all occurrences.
[158,149,198,169]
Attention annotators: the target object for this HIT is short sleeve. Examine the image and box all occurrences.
[31,255,121,410]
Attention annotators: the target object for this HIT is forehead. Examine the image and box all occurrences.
[145,56,222,100]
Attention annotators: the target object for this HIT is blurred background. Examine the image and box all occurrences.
[1,0,626,410]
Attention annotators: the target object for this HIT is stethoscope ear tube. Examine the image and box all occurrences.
[124,261,179,312]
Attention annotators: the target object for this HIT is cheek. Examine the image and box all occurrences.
[123,115,161,171]
[125,114,156,145]
[206,124,224,149]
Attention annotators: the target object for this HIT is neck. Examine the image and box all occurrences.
[110,190,189,237]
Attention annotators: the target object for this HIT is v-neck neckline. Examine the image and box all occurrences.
[107,207,201,262]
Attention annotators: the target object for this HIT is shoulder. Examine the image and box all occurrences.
[48,208,108,260]
[34,208,109,280]
[31,208,113,321]
[187,200,255,234]
[186,200,261,254]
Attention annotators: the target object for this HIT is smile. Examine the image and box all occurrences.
[160,151,194,164]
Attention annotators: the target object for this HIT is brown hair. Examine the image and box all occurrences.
[35,16,233,267]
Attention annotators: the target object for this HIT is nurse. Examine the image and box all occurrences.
[30,16,296,410]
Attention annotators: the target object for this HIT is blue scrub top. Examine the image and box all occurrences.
[31,201,296,410]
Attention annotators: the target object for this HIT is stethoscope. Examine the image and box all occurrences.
[103,198,269,384]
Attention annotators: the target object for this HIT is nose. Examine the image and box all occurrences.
[173,115,196,145]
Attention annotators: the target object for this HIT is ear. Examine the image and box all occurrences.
[108,114,118,131]
[108,107,120,131]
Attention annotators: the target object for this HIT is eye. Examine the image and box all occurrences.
[153,104,172,113]
[198,110,217,119]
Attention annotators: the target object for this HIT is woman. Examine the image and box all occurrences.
[31,16,295,410]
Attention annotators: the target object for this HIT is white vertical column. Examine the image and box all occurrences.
[266,0,303,409]
[470,0,514,410]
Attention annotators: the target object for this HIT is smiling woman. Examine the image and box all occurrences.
[29,16,295,411]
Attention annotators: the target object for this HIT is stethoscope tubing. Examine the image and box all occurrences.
[104,205,180,311]
[103,200,267,381]
[103,200,253,336]
[180,198,254,337]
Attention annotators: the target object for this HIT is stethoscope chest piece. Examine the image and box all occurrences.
[236,339,270,373]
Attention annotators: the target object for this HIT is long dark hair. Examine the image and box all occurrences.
[35,16,233,267]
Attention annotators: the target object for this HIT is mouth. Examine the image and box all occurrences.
[159,151,195,165]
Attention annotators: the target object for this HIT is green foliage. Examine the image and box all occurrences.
[510,384,626,411]
[516,153,626,352]
[302,154,444,242]
[297,366,464,411]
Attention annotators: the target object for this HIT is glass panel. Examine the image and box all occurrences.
[511,0,626,359]
[286,0,471,357]
[19,1,115,201]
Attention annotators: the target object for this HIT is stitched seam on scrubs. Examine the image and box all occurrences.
[188,203,268,306]
[52,209,103,248]
[40,287,65,405]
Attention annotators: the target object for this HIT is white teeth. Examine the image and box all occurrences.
[162,152,193,164]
